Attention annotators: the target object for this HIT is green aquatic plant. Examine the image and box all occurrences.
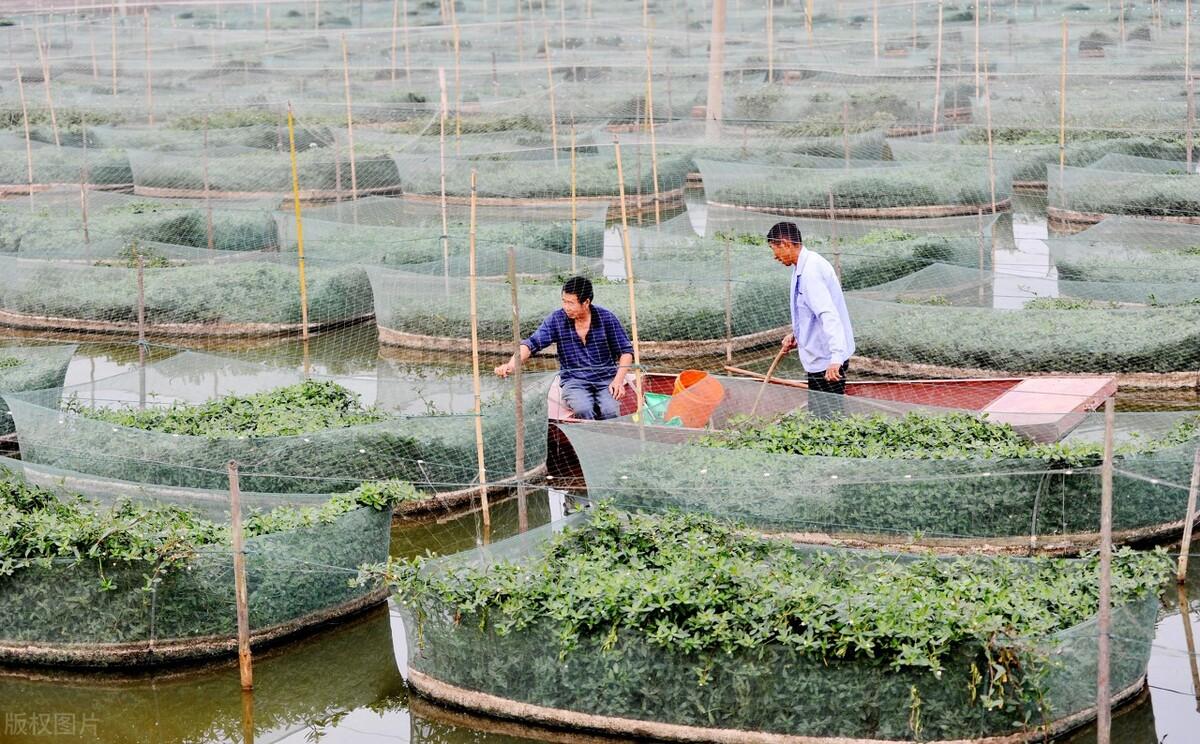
[64,380,388,439]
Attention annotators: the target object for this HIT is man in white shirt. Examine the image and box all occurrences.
[767,221,856,418]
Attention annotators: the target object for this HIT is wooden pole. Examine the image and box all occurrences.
[1177,583,1200,709]
[976,208,985,303]
[89,23,98,80]
[1059,17,1068,178]
[1189,0,1195,172]
[203,118,214,252]
[544,28,559,165]
[403,0,411,84]
[390,0,399,82]
[706,0,727,139]
[286,103,311,341]
[828,191,841,279]
[570,123,578,273]
[724,236,733,363]
[136,248,146,393]
[766,0,774,82]
[16,68,35,200]
[612,136,644,422]
[141,10,152,125]
[872,0,879,63]
[932,0,944,135]
[1096,396,1115,744]
[228,460,254,691]
[974,0,981,98]
[111,9,117,96]
[451,10,462,153]
[807,0,814,39]
[439,67,451,296]
[1177,449,1200,582]
[33,28,60,147]
[645,36,661,225]
[468,170,492,528]
[1119,0,1125,44]
[507,247,528,534]
[983,53,997,213]
[341,35,359,203]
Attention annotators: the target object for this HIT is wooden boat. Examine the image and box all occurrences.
[546,371,1117,483]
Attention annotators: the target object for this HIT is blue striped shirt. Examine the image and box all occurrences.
[522,305,634,384]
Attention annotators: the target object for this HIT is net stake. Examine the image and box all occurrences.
[1059,17,1068,178]
[872,0,879,62]
[33,27,59,147]
[766,0,774,82]
[228,460,254,691]
[645,33,661,225]
[705,0,726,139]
[508,247,528,534]
[341,35,359,207]
[203,117,214,252]
[544,28,559,165]
[15,67,33,207]
[612,136,644,430]
[724,236,733,363]
[439,68,451,297]
[142,9,153,125]
[451,7,462,154]
[79,121,90,247]
[570,123,578,273]
[1097,396,1115,744]
[286,103,311,342]
[932,0,944,135]
[982,52,997,216]
[1177,449,1200,582]
[88,22,98,80]
[390,0,399,82]
[110,10,118,96]
[1178,583,1200,710]
[973,0,981,98]
[468,171,492,529]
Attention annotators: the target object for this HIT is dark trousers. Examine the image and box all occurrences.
[806,361,849,419]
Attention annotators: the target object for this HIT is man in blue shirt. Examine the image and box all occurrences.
[494,276,634,420]
[767,221,856,418]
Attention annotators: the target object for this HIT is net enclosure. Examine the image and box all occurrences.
[394,507,1167,742]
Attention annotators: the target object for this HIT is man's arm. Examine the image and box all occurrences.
[609,352,634,400]
[495,315,554,378]
[801,273,849,381]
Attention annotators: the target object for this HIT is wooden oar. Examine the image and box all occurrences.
[749,346,789,417]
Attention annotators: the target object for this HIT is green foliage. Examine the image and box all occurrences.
[0,358,19,371]
[1023,296,1108,310]
[66,381,387,439]
[390,506,1169,738]
[99,241,172,269]
[702,410,1198,467]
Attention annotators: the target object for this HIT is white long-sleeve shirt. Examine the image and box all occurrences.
[790,249,855,374]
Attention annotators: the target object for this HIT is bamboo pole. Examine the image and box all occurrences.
[645,36,661,225]
[390,0,399,82]
[570,123,578,273]
[33,28,59,147]
[15,68,35,201]
[315,0,321,31]
[766,0,774,82]
[842,101,850,167]
[341,35,359,204]
[89,23,98,80]
[1189,0,1195,171]
[828,191,841,279]
[110,9,117,96]
[559,0,567,50]
[544,28,559,165]
[911,0,917,50]
[451,9,462,153]
[974,0,980,98]
[724,236,733,363]
[872,0,879,63]
[612,136,644,423]
[1096,396,1115,744]
[976,208,984,304]
[983,53,997,213]
[203,120,214,252]
[286,104,311,341]
[1059,17,1068,178]
[142,9,152,125]
[228,460,254,691]
[806,0,814,39]
[507,247,528,534]
[468,170,492,529]
[932,0,944,134]
[266,6,271,45]
[1119,0,1125,44]
[706,0,727,139]
[136,248,146,395]
[1177,584,1200,710]
[1178,450,1200,581]
[439,68,451,296]
[403,0,411,84]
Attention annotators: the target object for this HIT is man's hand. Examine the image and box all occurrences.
[494,361,514,378]
[781,332,797,353]
[824,362,842,382]
[609,378,626,400]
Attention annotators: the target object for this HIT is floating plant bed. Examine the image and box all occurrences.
[392,507,1167,742]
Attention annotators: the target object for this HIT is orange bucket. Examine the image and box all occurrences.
[666,370,725,428]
